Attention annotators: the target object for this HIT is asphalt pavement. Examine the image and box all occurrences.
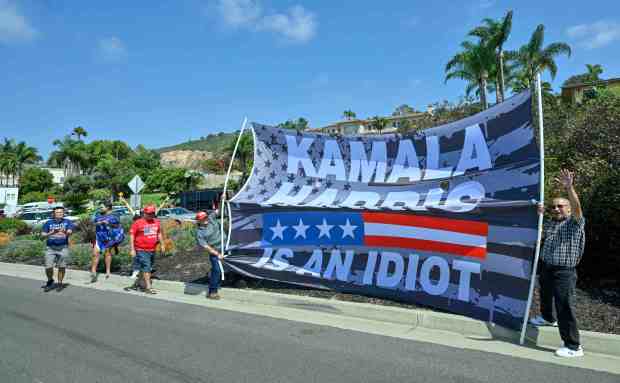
[1,275,618,383]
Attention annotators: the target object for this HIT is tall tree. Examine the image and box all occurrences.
[368,116,389,134]
[445,40,496,109]
[0,139,17,186]
[72,126,88,141]
[469,10,513,103]
[507,24,571,89]
[563,64,605,87]
[14,141,41,182]
[585,64,603,81]
[342,110,357,120]
[48,136,89,178]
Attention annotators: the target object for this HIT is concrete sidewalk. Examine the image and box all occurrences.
[1,261,619,374]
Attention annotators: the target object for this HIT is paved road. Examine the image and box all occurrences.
[0,275,617,383]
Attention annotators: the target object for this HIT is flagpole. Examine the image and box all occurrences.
[520,73,545,345]
[221,117,248,259]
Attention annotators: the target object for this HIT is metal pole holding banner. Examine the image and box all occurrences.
[219,117,248,279]
[520,73,546,345]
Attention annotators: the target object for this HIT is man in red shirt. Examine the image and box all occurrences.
[128,204,163,294]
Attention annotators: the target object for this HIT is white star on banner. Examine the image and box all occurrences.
[339,219,357,239]
[292,219,310,239]
[270,219,287,240]
[317,219,334,238]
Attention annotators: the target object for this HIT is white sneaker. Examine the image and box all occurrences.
[555,346,584,358]
[530,315,558,327]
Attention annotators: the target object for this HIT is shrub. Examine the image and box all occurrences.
[0,232,12,247]
[75,217,96,244]
[13,233,43,242]
[18,191,49,205]
[166,224,197,255]
[0,218,29,235]
[0,240,45,262]
[69,244,92,268]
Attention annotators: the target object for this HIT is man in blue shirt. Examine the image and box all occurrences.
[41,207,75,292]
[90,202,124,282]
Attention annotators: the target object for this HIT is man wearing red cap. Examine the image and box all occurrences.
[195,210,224,299]
[128,204,163,294]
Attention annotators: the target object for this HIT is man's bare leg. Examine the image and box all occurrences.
[104,249,112,278]
[90,245,100,282]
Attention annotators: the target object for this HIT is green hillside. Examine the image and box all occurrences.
[156,132,237,154]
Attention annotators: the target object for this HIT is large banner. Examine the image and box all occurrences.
[225,91,539,330]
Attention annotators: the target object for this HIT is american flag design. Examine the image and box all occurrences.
[262,212,488,259]
[224,91,540,330]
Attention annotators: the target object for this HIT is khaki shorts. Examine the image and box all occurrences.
[45,247,69,268]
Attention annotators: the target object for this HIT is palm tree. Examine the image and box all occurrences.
[469,10,513,103]
[72,126,88,141]
[0,139,16,186]
[342,110,356,120]
[507,24,571,89]
[14,141,41,184]
[49,136,88,178]
[585,64,603,81]
[445,40,496,109]
[368,116,389,134]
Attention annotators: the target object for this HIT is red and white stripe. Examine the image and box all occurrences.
[362,212,488,259]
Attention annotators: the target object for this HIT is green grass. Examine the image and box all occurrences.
[142,193,167,206]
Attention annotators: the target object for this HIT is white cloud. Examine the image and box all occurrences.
[216,0,261,28]
[98,37,127,61]
[213,0,317,43]
[566,20,620,49]
[0,0,37,44]
[257,5,316,43]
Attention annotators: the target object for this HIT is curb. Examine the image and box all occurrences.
[2,261,619,358]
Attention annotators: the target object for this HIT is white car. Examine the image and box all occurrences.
[16,210,80,228]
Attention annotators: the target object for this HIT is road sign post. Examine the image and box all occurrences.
[128,175,145,210]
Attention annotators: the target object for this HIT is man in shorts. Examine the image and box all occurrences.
[41,207,75,292]
[128,204,162,294]
[91,202,124,282]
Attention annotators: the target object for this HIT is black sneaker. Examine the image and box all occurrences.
[90,273,98,283]
[56,283,68,292]
[43,280,55,292]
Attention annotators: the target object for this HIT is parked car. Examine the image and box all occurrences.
[90,207,133,221]
[156,207,196,223]
[16,210,80,228]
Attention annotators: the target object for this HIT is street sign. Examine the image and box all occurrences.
[130,194,142,210]
[128,175,145,194]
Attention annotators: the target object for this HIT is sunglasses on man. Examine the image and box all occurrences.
[550,204,568,209]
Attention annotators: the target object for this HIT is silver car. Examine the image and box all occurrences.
[156,207,196,223]
[17,210,80,228]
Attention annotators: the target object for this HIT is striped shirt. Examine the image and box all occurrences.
[541,215,586,267]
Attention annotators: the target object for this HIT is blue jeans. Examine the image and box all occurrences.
[209,255,221,294]
[133,251,154,273]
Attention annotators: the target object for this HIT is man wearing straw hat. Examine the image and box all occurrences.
[195,210,224,300]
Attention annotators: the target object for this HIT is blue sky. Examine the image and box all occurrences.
[1,0,619,159]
